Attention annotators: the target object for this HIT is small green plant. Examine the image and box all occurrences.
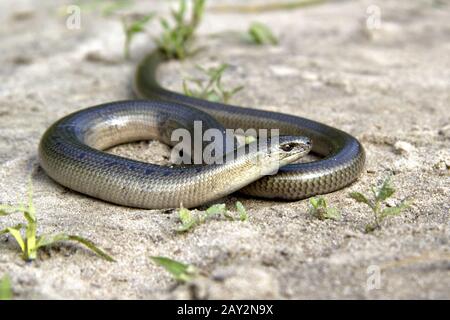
[248,22,278,45]
[122,13,155,59]
[156,0,206,59]
[236,201,248,221]
[150,256,198,283]
[309,197,341,220]
[177,201,247,232]
[0,181,114,262]
[349,176,411,232]
[0,275,12,300]
[183,64,244,103]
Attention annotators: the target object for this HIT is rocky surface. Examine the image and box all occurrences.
[0,0,449,299]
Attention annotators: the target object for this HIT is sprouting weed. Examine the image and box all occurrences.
[183,63,244,103]
[177,202,248,232]
[0,275,12,300]
[349,176,411,232]
[248,22,278,45]
[150,256,198,283]
[309,197,341,221]
[236,201,248,221]
[122,13,155,59]
[156,0,206,60]
[0,180,114,262]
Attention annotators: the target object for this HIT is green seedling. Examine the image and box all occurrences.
[0,180,114,262]
[177,202,248,232]
[156,0,206,59]
[183,63,244,103]
[349,176,411,232]
[236,201,248,221]
[0,275,12,300]
[309,197,341,220]
[150,256,198,283]
[248,22,278,45]
[122,13,155,59]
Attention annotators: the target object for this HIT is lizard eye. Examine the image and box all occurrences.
[280,143,297,152]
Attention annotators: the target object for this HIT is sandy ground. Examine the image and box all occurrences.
[0,0,449,299]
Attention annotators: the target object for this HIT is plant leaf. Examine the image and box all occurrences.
[150,256,198,283]
[349,192,370,205]
[205,91,221,102]
[380,200,410,219]
[2,225,26,252]
[248,22,278,45]
[0,224,25,236]
[227,85,244,95]
[309,197,319,209]
[36,233,68,248]
[156,0,205,59]
[317,197,326,208]
[192,0,206,28]
[123,13,155,59]
[184,63,242,103]
[182,80,192,96]
[23,187,37,261]
[160,17,170,30]
[376,177,395,202]
[130,14,155,32]
[36,233,114,262]
[324,207,341,221]
[177,206,198,232]
[67,235,115,262]
[0,275,12,300]
[177,218,197,232]
[309,197,340,221]
[236,201,248,221]
[178,206,192,225]
[205,203,227,217]
[26,178,35,218]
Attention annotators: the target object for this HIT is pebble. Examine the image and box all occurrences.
[269,65,299,77]
[393,141,415,155]
[385,198,398,207]
[433,150,450,172]
[301,71,319,81]
[433,159,450,172]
